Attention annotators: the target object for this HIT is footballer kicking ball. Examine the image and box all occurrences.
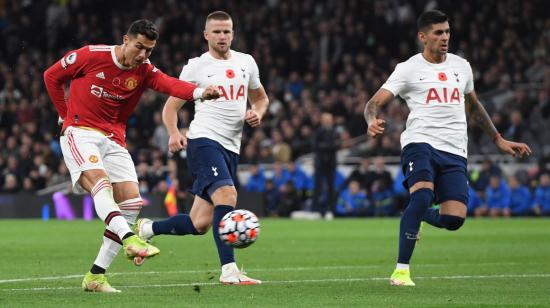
[219,209,260,248]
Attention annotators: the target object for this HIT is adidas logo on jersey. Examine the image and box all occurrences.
[96,72,106,79]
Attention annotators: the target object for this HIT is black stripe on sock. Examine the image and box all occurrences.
[103,229,123,245]
[105,211,122,226]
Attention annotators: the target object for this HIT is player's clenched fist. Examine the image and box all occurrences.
[202,85,221,100]
[168,132,187,153]
[367,118,386,138]
[245,110,262,127]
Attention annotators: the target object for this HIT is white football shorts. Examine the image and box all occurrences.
[60,126,138,194]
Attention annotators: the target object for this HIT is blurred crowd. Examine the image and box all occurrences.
[245,157,550,217]
[1,0,549,195]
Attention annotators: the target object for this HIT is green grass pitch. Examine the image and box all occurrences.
[1,218,549,307]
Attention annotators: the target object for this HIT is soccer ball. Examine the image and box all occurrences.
[218,209,260,248]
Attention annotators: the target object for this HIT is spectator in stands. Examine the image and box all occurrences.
[1,173,19,193]
[245,164,266,193]
[263,178,280,217]
[533,173,550,216]
[271,160,291,190]
[0,0,548,194]
[467,186,482,216]
[271,129,292,163]
[335,180,369,217]
[470,158,502,195]
[477,175,511,217]
[312,112,339,216]
[286,161,309,200]
[505,174,532,216]
[504,110,528,142]
[392,169,409,213]
[372,156,393,194]
[278,181,302,217]
[344,157,376,194]
[371,179,395,217]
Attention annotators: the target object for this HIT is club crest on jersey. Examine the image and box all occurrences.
[124,77,138,90]
[226,69,235,79]
[438,72,447,81]
[89,155,99,163]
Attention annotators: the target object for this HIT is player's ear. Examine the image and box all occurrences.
[123,35,129,46]
[418,31,426,43]
[203,30,208,40]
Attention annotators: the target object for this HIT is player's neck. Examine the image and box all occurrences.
[114,45,130,67]
[422,50,446,64]
[209,49,231,60]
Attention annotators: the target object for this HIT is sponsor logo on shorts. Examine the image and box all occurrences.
[89,155,99,163]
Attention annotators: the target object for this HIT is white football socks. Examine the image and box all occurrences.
[396,263,410,271]
[93,228,122,270]
[92,198,144,270]
[90,179,132,239]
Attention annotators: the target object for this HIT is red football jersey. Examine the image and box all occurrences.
[44,45,197,147]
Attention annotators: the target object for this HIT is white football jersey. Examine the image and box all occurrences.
[180,50,261,154]
[381,53,474,158]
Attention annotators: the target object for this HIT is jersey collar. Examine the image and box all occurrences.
[111,46,131,70]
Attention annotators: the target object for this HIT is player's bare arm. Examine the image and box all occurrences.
[364,88,394,138]
[465,91,532,157]
[162,86,220,153]
[245,85,269,127]
[162,96,188,153]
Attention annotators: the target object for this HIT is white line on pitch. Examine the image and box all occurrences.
[0,262,544,284]
[2,273,550,292]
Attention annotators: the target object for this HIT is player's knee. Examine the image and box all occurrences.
[409,188,434,207]
[440,215,465,231]
[211,185,238,205]
[118,197,143,225]
[193,221,211,235]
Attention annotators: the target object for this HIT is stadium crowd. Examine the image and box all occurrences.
[0,0,549,215]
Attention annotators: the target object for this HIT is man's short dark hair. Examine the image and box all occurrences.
[206,11,232,23]
[417,10,448,32]
[127,19,159,40]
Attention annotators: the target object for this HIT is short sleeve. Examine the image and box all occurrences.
[248,55,261,90]
[381,63,407,96]
[179,61,195,83]
[464,62,475,94]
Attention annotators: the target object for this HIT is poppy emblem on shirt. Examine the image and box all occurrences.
[124,77,138,90]
[438,72,447,81]
[112,77,121,87]
[89,155,99,163]
[226,69,235,79]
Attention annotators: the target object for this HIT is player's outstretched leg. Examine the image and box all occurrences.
[213,205,261,285]
[90,178,160,261]
[422,208,465,231]
[391,188,434,286]
[137,213,200,241]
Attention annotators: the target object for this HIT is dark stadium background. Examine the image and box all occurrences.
[0,0,548,218]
